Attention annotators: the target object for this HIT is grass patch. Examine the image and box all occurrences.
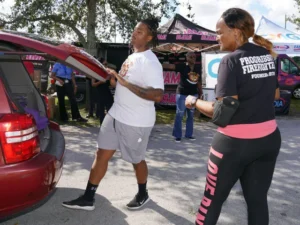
[51,97,100,127]
[289,98,300,116]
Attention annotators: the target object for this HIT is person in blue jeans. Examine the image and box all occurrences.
[163,52,202,142]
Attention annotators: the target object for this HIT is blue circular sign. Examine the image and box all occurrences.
[208,58,221,78]
[286,33,300,40]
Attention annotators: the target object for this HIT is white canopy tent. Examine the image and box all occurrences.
[256,16,300,56]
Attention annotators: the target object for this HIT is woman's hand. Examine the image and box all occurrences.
[185,95,197,109]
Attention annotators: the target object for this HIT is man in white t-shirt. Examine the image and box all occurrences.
[62,18,164,211]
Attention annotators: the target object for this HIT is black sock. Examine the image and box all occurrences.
[138,182,147,197]
[83,181,98,201]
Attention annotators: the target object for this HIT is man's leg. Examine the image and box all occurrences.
[133,160,148,184]
[65,82,82,120]
[115,122,152,210]
[133,160,148,199]
[62,114,119,211]
[56,85,68,121]
[83,149,116,200]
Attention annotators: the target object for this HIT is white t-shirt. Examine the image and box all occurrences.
[109,49,164,127]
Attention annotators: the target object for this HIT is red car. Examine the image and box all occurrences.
[0,30,107,221]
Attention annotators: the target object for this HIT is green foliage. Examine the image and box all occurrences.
[0,0,179,49]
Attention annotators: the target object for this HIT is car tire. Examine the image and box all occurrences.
[75,92,85,103]
[293,86,300,99]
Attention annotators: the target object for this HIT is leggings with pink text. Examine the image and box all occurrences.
[196,128,281,225]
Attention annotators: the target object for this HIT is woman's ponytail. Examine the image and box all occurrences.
[252,34,277,57]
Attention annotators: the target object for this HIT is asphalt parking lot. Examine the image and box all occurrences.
[3,117,300,225]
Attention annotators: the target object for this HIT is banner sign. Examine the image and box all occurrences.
[164,71,180,85]
[202,52,227,88]
[160,92,176,105]
[256,16,300,54]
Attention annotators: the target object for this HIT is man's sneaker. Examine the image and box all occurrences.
[185,136,196,141]
[126,192,150,210]
[175,138,181,143]
[62,195,95,211]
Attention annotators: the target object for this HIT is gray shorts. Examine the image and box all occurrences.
[97,114,153,164]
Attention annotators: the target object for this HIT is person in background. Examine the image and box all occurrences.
[51,62,88,123]
[91,57,115,124]
[86,78,98,118]
[185,8,281,225]
[163,52,202,142]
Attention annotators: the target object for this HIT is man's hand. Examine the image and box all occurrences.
[185,95,197,109]
[57,78,64,85]
[74,85,78,94]
[106,68,128,87]
[106,68,163,102]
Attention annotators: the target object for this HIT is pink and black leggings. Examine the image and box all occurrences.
[196,127,281,225]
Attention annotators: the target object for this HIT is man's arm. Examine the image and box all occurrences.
[92,78,105,87]
[71,73,77,93]
[124,82,164,103]
[107,68,164,102]
[110,77,117,88]
[50,72,64,85]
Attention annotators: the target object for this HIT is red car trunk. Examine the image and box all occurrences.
[0,30,108,221]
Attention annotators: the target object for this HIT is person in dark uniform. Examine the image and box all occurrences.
[51,62,87,122]
[86,76,98,118]
[91,58,116,124]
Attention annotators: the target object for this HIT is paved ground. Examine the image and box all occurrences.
[3,117,300,225]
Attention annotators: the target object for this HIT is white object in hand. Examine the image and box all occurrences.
[55,80,63,86]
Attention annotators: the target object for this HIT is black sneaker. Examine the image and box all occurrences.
[175,138,181,143]
[185,136,196,141]
[126,192,150,210]
[62,195,95,211]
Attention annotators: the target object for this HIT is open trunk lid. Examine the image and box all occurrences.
[0,29,107,81]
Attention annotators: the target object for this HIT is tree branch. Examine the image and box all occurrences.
[2,14,87,47]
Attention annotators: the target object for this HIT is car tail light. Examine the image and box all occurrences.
[0,114,40,164]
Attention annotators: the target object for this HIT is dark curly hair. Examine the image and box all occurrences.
[141,17,160,48]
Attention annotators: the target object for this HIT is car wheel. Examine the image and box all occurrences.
[293,87,300,99]
[75,92,85,103]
